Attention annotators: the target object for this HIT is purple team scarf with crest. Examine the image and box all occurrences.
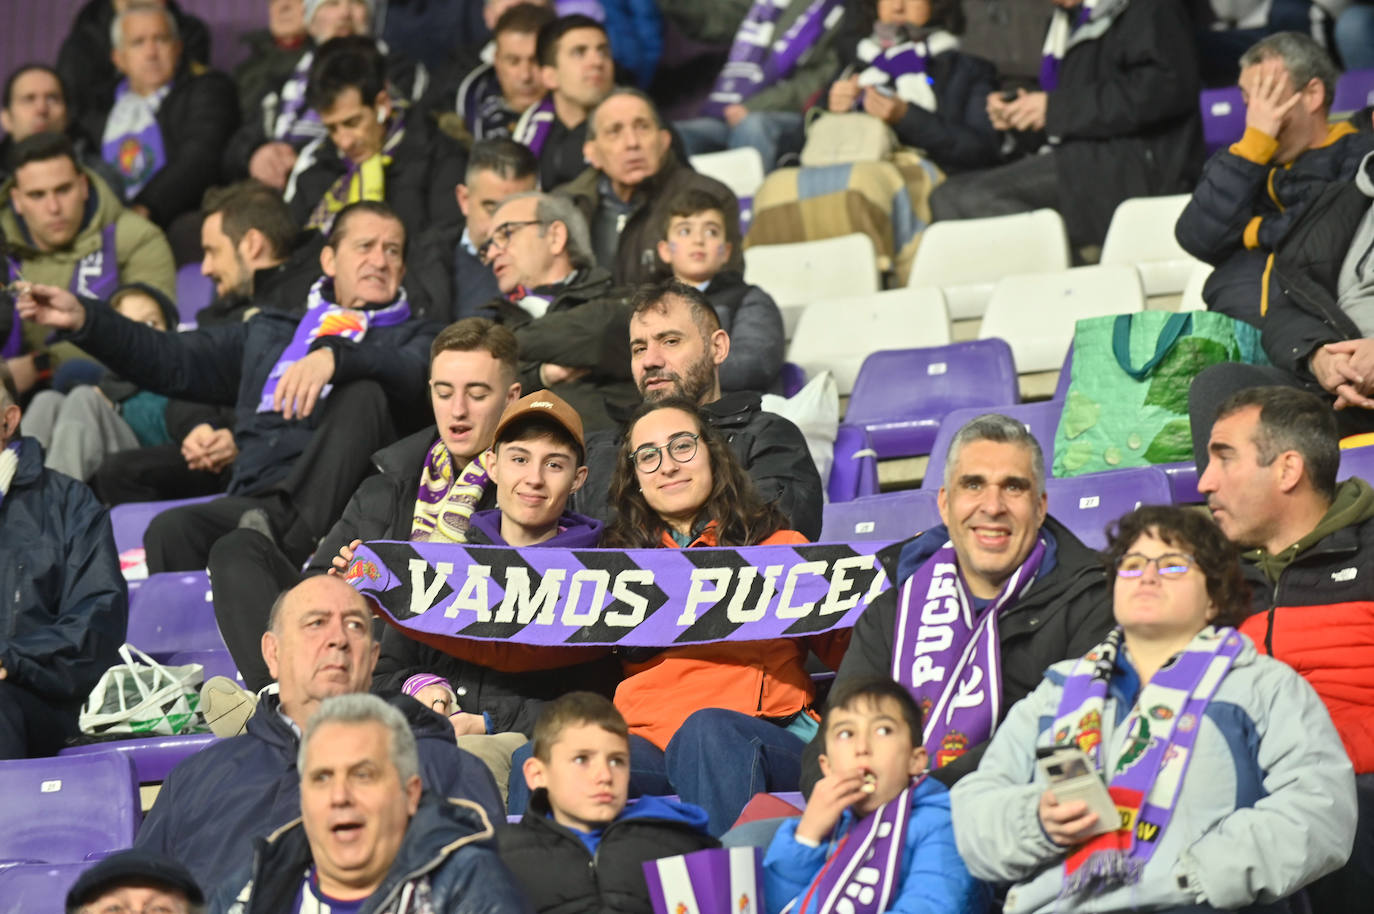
[791,777,925,914]
[256,275,411,413]
[1053,626,1244,896]
[1039,0,1129,91]
[513,96,557,156]
[701,0,844,118]
[892,537,1046,768]
[101,80,170,198]
[271,50,326,144]
[7,223,120,306]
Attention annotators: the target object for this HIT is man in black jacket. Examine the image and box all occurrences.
[1175,31,1374,326]
[0,362,126,759]
[929,0,1203,253]
[91,3,239,237]
[576,280,824,539]
[800,413,1112,793]
[17,200,434,571]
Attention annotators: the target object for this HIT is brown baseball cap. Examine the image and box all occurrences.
[492,389,585,456]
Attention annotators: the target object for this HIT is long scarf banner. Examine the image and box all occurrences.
[345,540,894,646]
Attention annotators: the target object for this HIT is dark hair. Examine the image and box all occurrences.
[821,676,924,754]
[202,180,297,262]
[494,2,557,39]
[531,691,628,762]
[1215,386,1339,500]
[536,14,607,68]
[855,0,965,39]
[602,397,790,548]
[465,137,539,187]
[496,414,584,466]
[660,186,733,241]
[630,279,722,336]
[326,200,404,253]
[3,63,65,110]
[307,35,387,112]
[6,130,77,174]
[1104,505,1252,628]
[429,317,519,382]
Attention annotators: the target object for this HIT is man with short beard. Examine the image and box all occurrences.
[575,280,822,538]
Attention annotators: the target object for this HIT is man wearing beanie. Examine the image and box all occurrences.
[66,850,203,914]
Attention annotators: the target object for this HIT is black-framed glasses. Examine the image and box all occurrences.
[479,220,543,261]
[630,432,700,473]
[1115,552,1195,579]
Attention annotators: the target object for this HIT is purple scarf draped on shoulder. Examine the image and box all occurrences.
[1039,0,1130,91]
[701,0,844,118]
[6,224,119,328]
[513,96,557,156]
[101,80,170,198]
[891,537,1046,768]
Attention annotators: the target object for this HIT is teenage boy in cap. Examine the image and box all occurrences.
[66,849,203,914]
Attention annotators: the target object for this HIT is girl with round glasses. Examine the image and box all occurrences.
[950,505,1355,913]
[598,397,846,835]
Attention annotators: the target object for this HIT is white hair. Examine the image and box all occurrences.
[110,1,180,50]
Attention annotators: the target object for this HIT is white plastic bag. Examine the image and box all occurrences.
[79,644,207,737]
[762,370,840,495]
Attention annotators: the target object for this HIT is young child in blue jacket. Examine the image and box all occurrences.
[763,676,989,914]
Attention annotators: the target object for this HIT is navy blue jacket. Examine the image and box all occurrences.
[211,794,530,914]
[0,437,126,714]
[62,296,436,496]
[136,692,504,892]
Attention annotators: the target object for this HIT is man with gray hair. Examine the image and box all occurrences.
[558,87,742,286]
[211,692,530,914]
[481,190,637,430]
[86,0,238,238]
[800,413,1113,791]
[1176,30,1374,325]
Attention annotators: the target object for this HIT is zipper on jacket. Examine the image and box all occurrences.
[756,666,766,713]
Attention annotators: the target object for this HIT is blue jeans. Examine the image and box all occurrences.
[675,112,804,171]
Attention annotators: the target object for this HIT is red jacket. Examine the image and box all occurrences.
[614,525,849,750]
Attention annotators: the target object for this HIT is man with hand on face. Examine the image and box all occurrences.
[559,88,743,286]
[481,190,639,432]
[2,132,174,397]
[513,15,615,190]
[287,36,465,240]
[17,200,432,572]
[800,413,1112,793]
[92,1,239,233]
[209,693,529,914]
[407,138,540,323]
[1176,32,1374,326]
[137,575,504,894]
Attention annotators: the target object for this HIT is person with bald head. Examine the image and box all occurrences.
[135,573,503,892]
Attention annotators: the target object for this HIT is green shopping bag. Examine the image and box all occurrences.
[1052,311,1268,477]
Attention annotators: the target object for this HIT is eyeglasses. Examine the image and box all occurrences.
[630,432,700,473]
[1115,552,1195,579]
[479,220,543,260]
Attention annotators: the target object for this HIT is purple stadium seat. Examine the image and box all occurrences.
[844,340,1020,460]
[60,732,220,785]
[828,423,880,503]
[0,861,93,914]
[921,401,1060,491]
[1339,444,1374,483]
[1334,68,1374,113]
[110,495,219,555]
[779,362,806,397]
[0,753,139,864]
[173,264,214,327]
[1044,467,1174,550]
[165,648,242,684]
[1157,461,1201,504]
[126,571,222,658]
[819,490,941,542]
[1200,87,1245,156]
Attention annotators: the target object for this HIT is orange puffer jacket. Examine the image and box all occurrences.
[614,525,850,750]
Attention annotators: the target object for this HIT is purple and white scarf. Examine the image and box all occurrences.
[411,444,491,543]
[701,0,844,118]
[1039,0,1129,91]
[892,537,1046,768]
[256,275,411,413]
[7,223,120,304]
[1054,626,1243,896]
[789,777,923,914]
[101,80,170,198]
[458,63,521,142]
[270,50,325,145]
[854,29,959,113]
[513,96,557,157]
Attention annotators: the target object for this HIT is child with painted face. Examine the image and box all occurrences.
[763,676,989,914]
[654,187,784,394]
